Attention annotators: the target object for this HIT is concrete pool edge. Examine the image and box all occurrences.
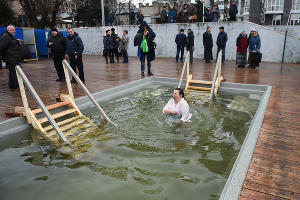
[0,77,272,200]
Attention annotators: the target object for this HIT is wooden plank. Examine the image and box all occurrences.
[189,80,212,84]
[187,85,212,91]
[31,101,71,115]
[43,116,81,132]
[240,188,288,200]
[38,108,77,124]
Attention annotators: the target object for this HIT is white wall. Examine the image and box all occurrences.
[74,22,300,63]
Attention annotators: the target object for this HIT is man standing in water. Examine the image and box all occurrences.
[163,88,191,122]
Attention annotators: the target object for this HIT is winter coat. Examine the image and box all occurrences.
[204,9,212,22]
[229,4,238,18]
[203,31,213,48]
[136,22,156,62]
[66,32,84,56]
[129,11,136,21]
[136,13,144,24]
[111,33,120,49]
[103,35,114,50]
[175,34,186,49]
[120,35,129,50]
[236,33,248,53]
[0,31,20,64]
[188,5,197,17]
[212,8,220,22]
[107,14,114,24]
[161,9,168,23]
[216,31,228,48]
[47,32,67,57]
[248,35,261,52]
[168,9,177,23]
[178,9,189,22]
[186,31,194,51]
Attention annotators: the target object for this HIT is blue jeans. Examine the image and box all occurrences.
[217,47,226,62]
[123,50,128,62]
[189,51,193,63]
[176,47,184,62]
[108,22,114,26]
[141,54,151,73]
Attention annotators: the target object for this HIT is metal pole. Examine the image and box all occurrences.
[22,0,24,27]
[281,11,292,72]
[101,0,105,26]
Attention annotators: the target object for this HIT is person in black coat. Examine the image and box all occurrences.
[186,29,194,63]
[129,9,136,25]
[204,7,212,22]
[216,26,228,62]
[103,29,114,64]
[175,29,186,63]
[65,28,85,83]
[0,25,20,90]
[229,1,238,21]
[47,27,67,81]
[203,26,213,62]
[110,28,120,63]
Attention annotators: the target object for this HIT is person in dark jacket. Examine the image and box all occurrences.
[129,9,136,25]
[212,5,220,22]
[168,6,177,23]
[160,6,168,23]
[107,10,115,26]
[229,1,238,21]
[186,29,194,64]
[236,31,248,67]
[103,29,114,64]
[47,27,67,81]
[178,4,189,23]
[248,28,261,68]
[135,21,156,76]
[65,28,85,83]
[136,10,144,25]
[175,29,186,63]
[0,25,20,90]
[188,3,197,22]
[216,26,228,62]
[203,26,213,63]
[204,7,212,22]
[111,28,120,63]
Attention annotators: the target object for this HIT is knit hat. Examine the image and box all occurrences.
[51,27,58,32]
[219,26,224,29]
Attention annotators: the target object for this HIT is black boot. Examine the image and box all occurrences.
[148,70,153,76]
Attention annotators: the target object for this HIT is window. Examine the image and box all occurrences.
[265,0,284,11]
[289,14,300,25]
[244,0,250,13]
[292,0,300,10]
[272,14,282,25]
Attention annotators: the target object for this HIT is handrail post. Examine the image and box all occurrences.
[186,52,190,83]
[209,50,222,101]
[62,62,74,100]
[15,66,72,145]
[177,51,190,88]
[62,59,117,126]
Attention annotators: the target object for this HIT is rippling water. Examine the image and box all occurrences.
[0,85,260,200]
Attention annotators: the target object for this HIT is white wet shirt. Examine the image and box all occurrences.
[163,98,192,122]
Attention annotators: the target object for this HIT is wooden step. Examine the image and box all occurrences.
[43,116,81,132]
[39,109,77,124]
[187,86,212,91]
[32,101,71,115]
[189,80,212,85]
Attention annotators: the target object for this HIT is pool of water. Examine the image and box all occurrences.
[0,85,260,200]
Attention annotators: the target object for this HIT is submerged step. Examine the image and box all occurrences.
[38,109,77,124]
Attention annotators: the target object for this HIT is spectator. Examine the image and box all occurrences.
[0,25,20,90]
[135,21,156,76]
[229,1,238,21]
[248,28,261,68]
[120,30,129,63]
[107,10,115,26]
[204,7,212,22]
[175,29,186,63]
[186,29,194,64]
[47,27,67,82]
[188,3,197,22]
[168,6,177,23]
[160,6,168,23]
[111,28,120,63]
[178,4,189,23]
[216,26,228,62]
[65,28,85,84]
[103,29,114,64]
[203,26,213,63]
[212,5,220,22]
[236,31,248,67]
[129,9,136,25]
[136,10,144,25]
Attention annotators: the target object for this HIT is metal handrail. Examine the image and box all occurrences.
[209,50,222,101]
[62,59,117,126]
[15,65,72,145]
[178,51,190,88]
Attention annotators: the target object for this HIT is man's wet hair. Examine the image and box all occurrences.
[175,88,184,98]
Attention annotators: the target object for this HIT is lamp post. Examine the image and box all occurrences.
[101,0,105,26]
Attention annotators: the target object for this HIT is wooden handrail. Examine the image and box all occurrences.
[177,51,190,88]
[209,50,222,101]
[62,60,117,126]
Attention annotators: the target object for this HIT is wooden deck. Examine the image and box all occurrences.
[0,55,299,199]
